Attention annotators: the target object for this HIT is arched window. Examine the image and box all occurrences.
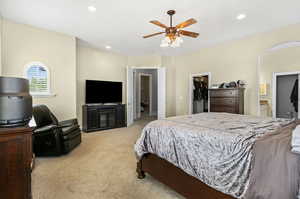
[24,62,50,95]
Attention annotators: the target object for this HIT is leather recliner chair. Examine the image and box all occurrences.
[32,105,82,156]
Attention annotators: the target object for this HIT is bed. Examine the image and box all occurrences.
[134,113,300,199]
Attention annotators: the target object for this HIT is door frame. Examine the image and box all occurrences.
[127,66,134,126]
[188,72,211,115]
[127,66,166,125]
[138,73,153,118]
[272,71,300,118]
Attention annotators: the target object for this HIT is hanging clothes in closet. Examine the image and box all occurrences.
[193,77,208,113]
[290,79,298,112]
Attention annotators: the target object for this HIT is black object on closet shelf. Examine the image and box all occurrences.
[0,76,32,127]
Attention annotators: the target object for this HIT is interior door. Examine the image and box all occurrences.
[157,67,166,119]
[127,67,134,126]
[273,73,300,119]
[276,74,298,118]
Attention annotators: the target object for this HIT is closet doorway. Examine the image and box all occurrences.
[189,73,211,114]
[273,72,299,119]
[138,73,153,118]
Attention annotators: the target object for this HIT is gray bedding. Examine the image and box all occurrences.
[244,121,300,199]
[134,113,298,199]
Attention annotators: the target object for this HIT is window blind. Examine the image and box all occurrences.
[26,65,49,93]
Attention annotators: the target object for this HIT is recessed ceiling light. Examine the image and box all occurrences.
[236,14,246,20]
[88,6,97,12]
[105,45,111,49]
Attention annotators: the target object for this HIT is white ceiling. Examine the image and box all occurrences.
[1,0,300,56]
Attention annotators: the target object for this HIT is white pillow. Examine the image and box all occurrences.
[291,146,300,154]
[291,125,300,147]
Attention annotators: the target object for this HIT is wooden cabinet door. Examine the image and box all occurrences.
[0,132,32,199]
[87,108,99,129]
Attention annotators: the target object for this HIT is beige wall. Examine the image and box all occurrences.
[1,19,77,120]
[163,23,300,116]
[76,45,127,124]
[162,56,177,117]
[127,55,162,67]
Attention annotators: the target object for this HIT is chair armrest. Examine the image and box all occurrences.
[34,124,60,134]
[59,119,78,127]
[32,127,63,155]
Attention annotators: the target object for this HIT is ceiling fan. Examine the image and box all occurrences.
[143,10,199,47]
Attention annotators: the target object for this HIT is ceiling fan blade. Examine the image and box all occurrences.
[143,32,165,38]
[178,30,199,38]
[150,20,168,29]
[176,18,197,29]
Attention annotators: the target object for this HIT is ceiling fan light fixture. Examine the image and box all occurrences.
[176,36,183,44]
[145,10,198,47]
[160,37,170,47]
[160,35,183,48]
[171,37,183,48]
[160,42,169,48]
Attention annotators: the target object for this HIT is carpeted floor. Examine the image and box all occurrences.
[32,119,184,199]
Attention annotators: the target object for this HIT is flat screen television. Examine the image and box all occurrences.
[85,80,122,104]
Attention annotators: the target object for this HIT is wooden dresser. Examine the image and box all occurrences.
[0,127,32,199]
[209,88,245,114]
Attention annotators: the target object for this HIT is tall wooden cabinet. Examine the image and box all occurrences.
[0,127,32,199]
[209,88,245,114]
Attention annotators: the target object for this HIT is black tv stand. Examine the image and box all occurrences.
[82,104,126,133]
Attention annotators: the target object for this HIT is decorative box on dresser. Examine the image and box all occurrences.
[209,88,245,114]
[0,127,32,199]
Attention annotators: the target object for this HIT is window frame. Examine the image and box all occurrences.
[24,62,52,97]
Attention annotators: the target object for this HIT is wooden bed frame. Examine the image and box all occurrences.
[137,153,235,199]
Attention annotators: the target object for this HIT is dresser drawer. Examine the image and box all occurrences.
[210,105,236,113]
[210,97,236,106]
[210,89,237,97]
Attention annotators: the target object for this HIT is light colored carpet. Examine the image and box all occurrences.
[32,119,184,199]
